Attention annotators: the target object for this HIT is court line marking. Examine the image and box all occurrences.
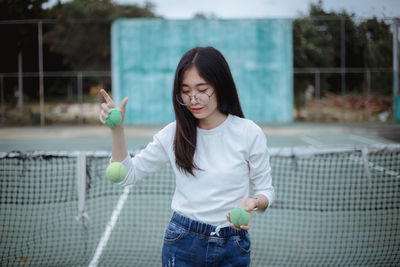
[348,134,381,145]
[88,185,131,267]
[299,135,322,146]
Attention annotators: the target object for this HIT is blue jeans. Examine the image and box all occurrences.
[162,212,251,267]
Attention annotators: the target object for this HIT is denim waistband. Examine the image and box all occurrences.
[170,212,247,238]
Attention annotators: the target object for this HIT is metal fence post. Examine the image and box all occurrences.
[315,70,321,121]
[1,74,4,124]
[366,69,371,119]
[38,21,45,126]
[18,51,23,110]
[393,18,400,121]
[341,17,346,97]
[77,71,83,125]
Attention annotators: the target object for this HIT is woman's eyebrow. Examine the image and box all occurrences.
[181,83,209,87]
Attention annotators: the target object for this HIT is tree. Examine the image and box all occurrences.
[193,12,217,19]
[358,18,393,94]
[294,0,393,96]
[44,0,158,70]
[0,0,49,20]
[293,16,335,111]
[0,0,50,73]
[359,18,392,68]
[0,0,50,104]
[307,1,370,93]
[293,19,334,68]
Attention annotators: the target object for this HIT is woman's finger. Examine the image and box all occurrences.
[100,109,109,119]
[230,223,241,231]
[227,214,242,230]
[240,223,250,231]
[120,97,129,114]
[99,113,106,124]
[226,212,231,222]
[101,102,111,115]
[100,89,115,106]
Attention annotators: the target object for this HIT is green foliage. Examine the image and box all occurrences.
[0,0,395,105]
[193,12,217,19]
[0,0,50,59]
[0,0,51,101]
[0,0,158,102]
[359,18,392,68]
[293,16,333,110]
[44,0,158,70]
[0,0,49,20]
[358,18,393,93]
[294,0,393,100]
[293,18,335,68]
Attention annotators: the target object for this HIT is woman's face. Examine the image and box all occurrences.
[181,66,225,127]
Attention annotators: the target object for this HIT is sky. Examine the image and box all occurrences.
[43,0,400,19]
[117,0,399,19]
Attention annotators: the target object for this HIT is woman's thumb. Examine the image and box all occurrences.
[120,97,128,112]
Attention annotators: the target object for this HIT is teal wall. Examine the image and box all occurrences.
[112,19,293,125]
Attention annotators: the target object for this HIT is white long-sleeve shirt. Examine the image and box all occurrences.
[119,114,275,226]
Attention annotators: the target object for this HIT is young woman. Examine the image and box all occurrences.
[99,46,275,266]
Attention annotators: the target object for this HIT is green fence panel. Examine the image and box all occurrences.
[112,19,293,125]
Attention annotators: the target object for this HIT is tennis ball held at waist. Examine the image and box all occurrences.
[230,206,250,228]
[106,162,127,183]
[106,108,122,127]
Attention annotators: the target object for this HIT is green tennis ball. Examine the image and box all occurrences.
[230,206,250,228]
[105,108,122,127]
[106,162,127,183]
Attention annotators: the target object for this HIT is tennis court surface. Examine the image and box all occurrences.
[0,122,399,151]
[0,123,399,266]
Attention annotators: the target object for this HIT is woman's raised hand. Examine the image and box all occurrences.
[99,89,128,128]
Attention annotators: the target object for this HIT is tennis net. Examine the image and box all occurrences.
[0,145,399,266]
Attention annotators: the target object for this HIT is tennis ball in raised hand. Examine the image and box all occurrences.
[230,206,250,228]
[105,108,122,127]
[106,162,127,183]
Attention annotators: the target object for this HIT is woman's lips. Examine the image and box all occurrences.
[191,107,203,113]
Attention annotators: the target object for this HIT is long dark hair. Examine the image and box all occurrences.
[173,46,244,176]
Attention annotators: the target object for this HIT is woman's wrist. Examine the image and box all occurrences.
[110,124,124,133]
[249,196,260,211]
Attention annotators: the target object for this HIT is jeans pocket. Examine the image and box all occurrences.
[234,234,251,254]
[163,223,185,243]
